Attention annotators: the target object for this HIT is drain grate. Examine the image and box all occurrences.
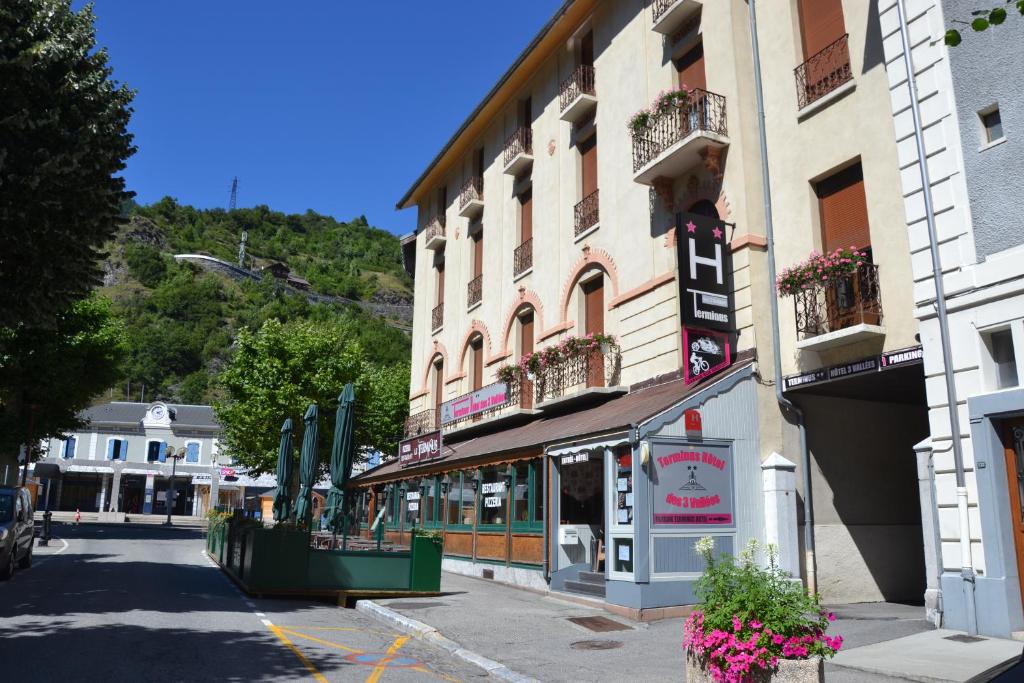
[571,639,623,650]
[567,616,632,632]
[944,634,986,643]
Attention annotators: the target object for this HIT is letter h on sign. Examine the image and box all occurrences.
[677,212,735,333]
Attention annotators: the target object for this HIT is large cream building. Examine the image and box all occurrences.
[353,0,929,620]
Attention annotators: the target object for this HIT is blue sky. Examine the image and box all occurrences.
[80,1,563,235]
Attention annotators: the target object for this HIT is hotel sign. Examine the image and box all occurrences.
[651,441,735,527]
[440,382,509,425]
[782,346,923,392]
[399,430,442,468]
[677,212,735,333]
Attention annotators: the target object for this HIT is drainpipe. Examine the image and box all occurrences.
[747,0,816,594]
[894,0,976,635]
[542,448,549,582]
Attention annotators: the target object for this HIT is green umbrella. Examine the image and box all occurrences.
[272,418,294,523]
[325,383,356,534]
[294,403,320,527]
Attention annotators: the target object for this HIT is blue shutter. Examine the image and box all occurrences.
[119,440,128,460]
[158,442,167,463]
[64,438,76,459]
[186,443,199,463]
[106,440,115,460]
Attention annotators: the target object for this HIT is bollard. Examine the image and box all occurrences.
[38,511,52,546]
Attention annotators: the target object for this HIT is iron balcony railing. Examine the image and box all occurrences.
[503,127,533,167]
[534,344,621,403]
[631,89,728,173]
[559,64,596,112]
[651,0,677,23]
[793,262,882,340]
[459,175,483,209]
[513,238,533,276]
[431,302,444,331]
[404,409,438,437]
[467,274,482,308]
[794,34,853,110]
[425,214,446,242]
[574,189,599,236]
[440,378,522,431]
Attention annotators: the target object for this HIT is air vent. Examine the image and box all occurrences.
[482,568,494,580]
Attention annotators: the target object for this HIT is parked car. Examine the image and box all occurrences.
[0,487,34,579]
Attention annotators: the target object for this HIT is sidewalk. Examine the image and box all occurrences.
[364,572,1022,682]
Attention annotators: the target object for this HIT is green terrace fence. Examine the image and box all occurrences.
[206,521,442,595]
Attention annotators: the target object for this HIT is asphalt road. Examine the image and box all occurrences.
[0,523,484,683]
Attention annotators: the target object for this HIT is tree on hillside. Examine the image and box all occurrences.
[215,318,409,476]
[0,0,135,328]
[0,295,127,459]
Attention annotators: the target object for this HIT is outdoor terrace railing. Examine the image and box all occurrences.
[459,176,483,209]
[651,0,677,22]
[513,238,533,276]
[793,262,882,340]
[574,189,599,236]
[404,409,437,437]
[794,34,852,110]
[534,344,621,403]
[631,89,728,173]
[559,64,596,113]
[467,274,482,308]
[503,127,533,168]
[431,302,444,331]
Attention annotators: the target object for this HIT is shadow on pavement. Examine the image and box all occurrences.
[47,523,207,541]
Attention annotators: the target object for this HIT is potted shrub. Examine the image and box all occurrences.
[683,538,842,683]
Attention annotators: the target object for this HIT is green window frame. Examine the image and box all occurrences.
[423,475,443,528]
[385,483,400,529]
[477,466,508,530]
[512,458,544,532]
[445,472,475,531]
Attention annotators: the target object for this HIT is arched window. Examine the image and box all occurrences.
[469,334,484,391]
[688,199,719,219]
[432,355,444,428]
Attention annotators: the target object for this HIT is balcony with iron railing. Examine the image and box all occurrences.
[631,89,729,185]
[503,127,534,176]
[424,213,447,250]
[438,377,538,437]
[650,0,702,35]
[404,409,438,438]
[467,274,482,309]
[794,34,853,112]
[431,302,444,332]
[559,64,597,124]
[793,262,884,351]
[458,175,484,219]
[574,189,599,238]
[513,237,533,277]
[534,343,624,408]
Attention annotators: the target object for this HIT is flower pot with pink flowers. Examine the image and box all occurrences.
[683,538,842,683]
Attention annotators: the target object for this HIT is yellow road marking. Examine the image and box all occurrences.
[278,626,363,654]
[365,635,409,683]
[268,625,329,683]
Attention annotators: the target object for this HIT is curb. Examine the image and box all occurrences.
[355,599,539,683]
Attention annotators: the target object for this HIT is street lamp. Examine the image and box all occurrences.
[164,447,185,526]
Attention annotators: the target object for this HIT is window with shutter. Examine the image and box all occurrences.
[186,443,200,463]
[817,162,871,254]
[676,42,706,91]
[797,0,845,59]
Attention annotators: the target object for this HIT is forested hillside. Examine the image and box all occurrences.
[99,200,412,406]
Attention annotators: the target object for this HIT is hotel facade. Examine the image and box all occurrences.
[353,0,933,622]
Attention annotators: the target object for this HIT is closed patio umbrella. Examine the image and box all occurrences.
[325,383,356,535]
[272,418,294,523]
[294,403,320,527]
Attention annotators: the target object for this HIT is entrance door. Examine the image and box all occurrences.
[558,454,605,571]
[1003,419,1024,603]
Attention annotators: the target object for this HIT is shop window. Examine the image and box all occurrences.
[106,438,127,461]
[423,478,439,527]
[62,437,76,459]
[533,460,544,525]
[446,472,475,528]
[384,485,397,529]
[185,442,200,463]
[511,459,544,532]
[479,467,508,526]
[404,483,420,527]
[614,449,634,527]
[513,461,530,525]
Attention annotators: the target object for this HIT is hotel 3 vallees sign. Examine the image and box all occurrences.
[439,382,508,425]
[399,430,442,468]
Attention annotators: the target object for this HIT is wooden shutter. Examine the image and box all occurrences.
[798,0,846,58]
[473,230,483,278]
[474,148,485,178]
[520,190,533,243]
[436,258,445,305]
[677,43,706,91]
[520,312,534,356]
[580,135,598,197]
[583,277,604,335]
[817,163,870,253]
[472,339,483,391]
[520,97,532,127]
[580,30,594,67]
[434,360,444,415]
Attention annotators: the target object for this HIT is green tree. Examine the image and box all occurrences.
[0,0,135,328]
[945,1,1024,45]
[123,243,167,288]
[0,295,127,458]
[214,318,408,476]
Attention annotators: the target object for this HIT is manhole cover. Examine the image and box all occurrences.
[571,640,623,650]
[945,634,986,643]
[383,601,445,610]
[567,616,632,632]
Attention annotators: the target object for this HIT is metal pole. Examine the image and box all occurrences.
[747,0,815,593]
[165,453,178,526]
[894,0,976,634]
